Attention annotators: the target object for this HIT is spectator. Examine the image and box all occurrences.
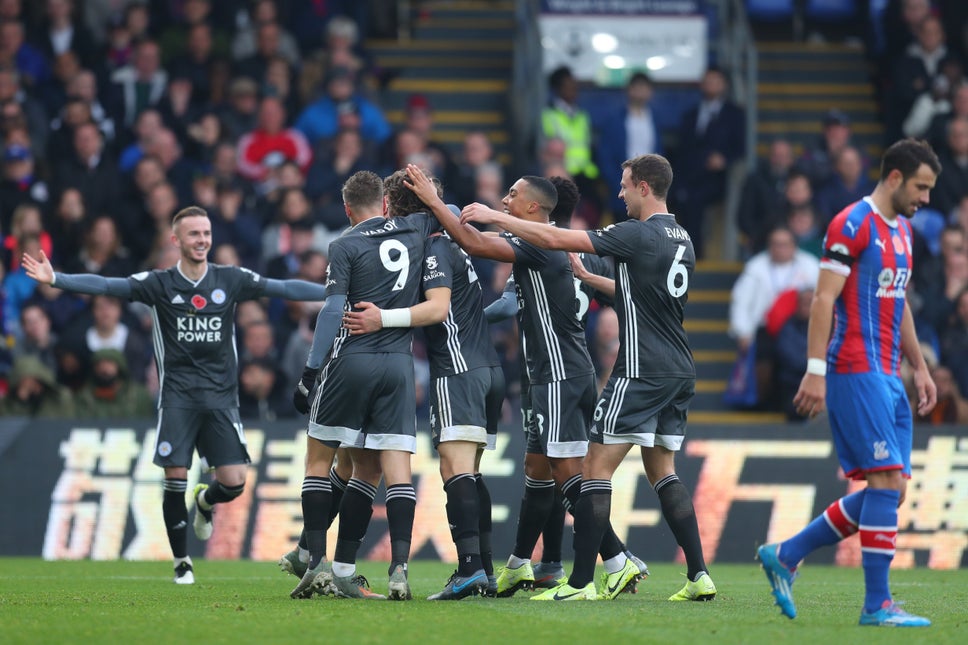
[238,356,293,421]
[157,0,226,65]
[927,83,968,152]
[66,293,150,383]
[931,116,968,216]
[11,302,58,373]
[673,65,745,258]
[541,65,602,223]
[118,108,161,172]
[902,57,966,138]
[917,364,968,423]
[183,109,221,165]
[260,187,330,261]
[237,95,312,183]
[738,138,796,254]
[63,214,132,277]
[0,18,50,88]
[596,71,663,219]
[46,187,87,265]
[218,75,259,142]
[306,127,378,228]
[143,127,195,203]
[787,204,823,258]
[109,38,167,128]
[210,180,261,269]
[264,214,316,279]
[100,10,133,74]
[31,0,98,69]
[155,74,198,143]
[235,20,295,84]
[889,14,958,143]
[940,287,968,395]
[2,236,42,342]
[452,130,496,206]
[798,108,870,191]
[52,120,120,219]
[63,68,115,143]
[815,145,875,225]
[0,143,48,232]
[0,65,49,153]
[44,95,90,160]
[167,21,218,105]
[2,203,51,272]
[39,48,82,117]
[388,94,456,187]
[231,1,299,67]
[238,318,277,365]
[263,54,300,118]
[75,347,154,418]
[294,66,390,148]
[0,354,75,417]
[729,227,819,353]
[472,161,505,211]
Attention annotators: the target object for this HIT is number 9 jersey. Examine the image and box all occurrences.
[587,214,696,380]
[324,211,439,357]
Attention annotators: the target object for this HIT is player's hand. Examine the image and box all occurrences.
[342,302,383,335]
[22,249,54,285]
[793,372,826,419]
[292,366,319,415]
[568,253,589,281]
[403,163,439,206]
[460,203,501,227]
[912,365,937,417]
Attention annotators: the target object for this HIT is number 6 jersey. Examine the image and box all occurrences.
[587,214,696,380]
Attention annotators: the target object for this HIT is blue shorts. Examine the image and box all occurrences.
[826,372,912,480]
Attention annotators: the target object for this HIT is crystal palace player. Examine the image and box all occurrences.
[758,138,940,627]
[22,206,328,585]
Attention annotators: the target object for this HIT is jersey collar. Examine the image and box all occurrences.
[175,260,209,287]
[863,196,899,229]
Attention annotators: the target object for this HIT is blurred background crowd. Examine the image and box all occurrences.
[0,0,966,424]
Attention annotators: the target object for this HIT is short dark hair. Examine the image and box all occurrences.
[549,176,579,227]
[549,66,573,92]
[521,176,558,214]
[880,138,941,180]
[341,170,384,211]
[621,154,673,200]
[628,71,653,86]
[384,169,442,218]
[172,205,209,227]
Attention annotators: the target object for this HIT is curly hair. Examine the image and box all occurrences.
[384,169,442,218]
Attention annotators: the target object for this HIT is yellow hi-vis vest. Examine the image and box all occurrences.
[541,107,599,179]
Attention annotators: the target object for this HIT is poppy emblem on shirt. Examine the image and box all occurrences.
[892,235,906,255]
[212,289,226,304]
[191,295,207,310]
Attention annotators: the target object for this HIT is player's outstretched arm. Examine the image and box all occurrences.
[23,250,132,297]
[403,163,515,262]
[460,204,595,253]
[901,301,937,416]
[342,287,452,335]
[569,253,615,299]
[264,278,327,301]
[483,289,516,322]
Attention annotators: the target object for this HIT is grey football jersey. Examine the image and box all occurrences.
[502,232,594,385]
[587,214,695,379]
[326,213,439,357]
[127,263,267,408]
[422,234,500,378]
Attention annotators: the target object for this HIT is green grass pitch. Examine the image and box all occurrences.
[0,559,965,644]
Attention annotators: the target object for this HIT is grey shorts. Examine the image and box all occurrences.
[430,365,505,450]
[309,353,417,453]
[152,407,249,469]
[590,376,693,450]
[525,373,596,459]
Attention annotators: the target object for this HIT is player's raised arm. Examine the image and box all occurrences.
[404,164,516,262]
[461,203,594,253]
[23,250,132,297]
[342,287,452,335]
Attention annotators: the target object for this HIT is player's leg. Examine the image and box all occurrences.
[192,409,251,543]
[476,365,505,595]
[330,447,386,600]
[857,378,927,627]
[381,449,414,600]
[290,435,338,598]
[534,488,567,588]
[153,408,202,584]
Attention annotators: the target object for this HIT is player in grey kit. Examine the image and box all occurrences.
[463,153,715,601]
[22,206,328,585]
[343,178,506,600]
[289,170,439,601]
[404,164,642,601]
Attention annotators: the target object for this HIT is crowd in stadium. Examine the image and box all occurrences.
[0,0,967,422]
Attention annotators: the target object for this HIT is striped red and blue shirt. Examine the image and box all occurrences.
[820,197,914,376]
